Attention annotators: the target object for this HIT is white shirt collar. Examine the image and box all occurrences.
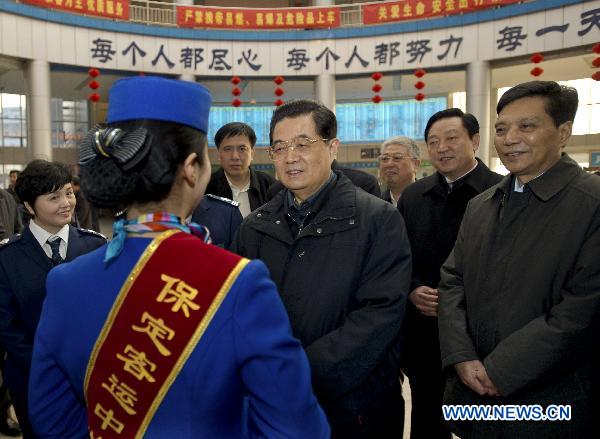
[224,172,250,193]
[29,220,70,258]
[513,172,545,192]
[444,160,478,185]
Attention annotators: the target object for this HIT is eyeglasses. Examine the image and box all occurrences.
[378,154,413,164]
[268,136,330,161]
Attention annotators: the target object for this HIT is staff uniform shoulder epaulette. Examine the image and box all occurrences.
[78,228,107,240]
[206,194,240,207]
[0,234,22,249]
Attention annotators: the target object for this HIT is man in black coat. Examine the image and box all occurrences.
[398,108,502,439]
[232,100,411,438]
[206,122,275,218]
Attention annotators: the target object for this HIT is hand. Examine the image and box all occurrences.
[454,360,501,396]
[408,286,438,317]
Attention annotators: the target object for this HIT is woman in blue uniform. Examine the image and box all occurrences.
[0,160,106,438]
[28,76,329,439]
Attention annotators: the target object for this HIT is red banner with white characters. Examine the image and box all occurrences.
[21,0,129,20]
[363,0,522,25]
[177,5,340,29]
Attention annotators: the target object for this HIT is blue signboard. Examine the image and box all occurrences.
[590,151,600,167]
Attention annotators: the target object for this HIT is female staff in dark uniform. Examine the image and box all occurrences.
[0,160,106,438]
[28,77,328,438]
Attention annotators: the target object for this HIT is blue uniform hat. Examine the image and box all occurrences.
[107,76,212,133]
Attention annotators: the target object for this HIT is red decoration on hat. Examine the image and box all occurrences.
[592,71,600,81]
[232,87,241,96]
[232,98,242,107]
[414,69,426,78]
[274,87,285,97]
[592,57,600,68]
[274,76,285,85]
[88,68,100,78]
[231,76,241,85]
[415,93,425,101]
[371,95,382,104]
[372,84,382,93]
[530,67,544,77]
[88,80,100,90]
[593,43,600,54]
[414,81,425,90]
[530,53,544,64]
[371,72,382,81]
[275,99,284,106]
[88,92,100,102]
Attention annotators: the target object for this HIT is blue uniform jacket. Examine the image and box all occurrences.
[0,225,106,395]
[192,194,243,248]
[29,236,329,438]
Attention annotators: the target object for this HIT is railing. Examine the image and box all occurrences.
[127,1,365,28]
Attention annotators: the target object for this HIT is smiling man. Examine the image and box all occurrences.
[438,81,599,438]
[232,100,412,438]
[206,122,275,218]
[379,136,421,206]
[397,108,501,439]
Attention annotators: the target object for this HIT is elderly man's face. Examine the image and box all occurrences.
[271,113,338,203]
[426,117,479,181]
[379,143,420,190]
[494,96,571,184]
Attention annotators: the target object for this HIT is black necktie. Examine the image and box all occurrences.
[47,238,63,266]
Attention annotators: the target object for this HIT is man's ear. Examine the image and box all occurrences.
[329,138,340,158]
[471,133,481,153]
[558,121,573,148]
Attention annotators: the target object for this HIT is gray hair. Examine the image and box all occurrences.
[380,136,420,159]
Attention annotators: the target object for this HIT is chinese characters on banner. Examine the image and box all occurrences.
[177,6,340,29]
[21,0,129,20]
[362,0,521,24]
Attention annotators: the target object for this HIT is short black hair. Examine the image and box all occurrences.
[15,160,72,207]
[214,122,257,149]
[424,108,479,142]
[80,120,207,210]
[496,81,578,127]
[269,100,336,145]
[9,170,19,176]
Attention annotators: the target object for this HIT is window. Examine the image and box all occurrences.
[207,96,447,146]
[0,94,27,148]
[51,98,89,148]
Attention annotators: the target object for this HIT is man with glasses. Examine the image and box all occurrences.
[232,100,411,438]
[379,136,421,207]
[206,122,275,218]
[397,108,501,439]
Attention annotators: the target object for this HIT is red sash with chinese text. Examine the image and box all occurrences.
[84,229,249,439]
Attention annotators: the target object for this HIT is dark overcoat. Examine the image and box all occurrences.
[206,167,275,212]
[438,154,599,438]
[232,172,411,437]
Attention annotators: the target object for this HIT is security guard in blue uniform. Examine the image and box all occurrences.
[191,194,242,248]
[0,160,106,439]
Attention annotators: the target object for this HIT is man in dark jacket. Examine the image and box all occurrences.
[206,122,275,218]
[379,136,421,206]
[439,81,599,438]
[398,108,502,439]
[232,100,411,438]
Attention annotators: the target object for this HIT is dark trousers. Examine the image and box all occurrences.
[9,388,37,439]
[406,365,450,439]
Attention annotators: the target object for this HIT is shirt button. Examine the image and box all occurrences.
[257,213,262,217]
[275,220,281,224]
[349,219,355,225]
[316,227,322,234]
[298,250,305,258]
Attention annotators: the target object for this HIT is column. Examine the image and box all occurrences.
[314,74,336,114]
[177,0,195,82]
[466,60,491,166]
[26,60,52,161]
